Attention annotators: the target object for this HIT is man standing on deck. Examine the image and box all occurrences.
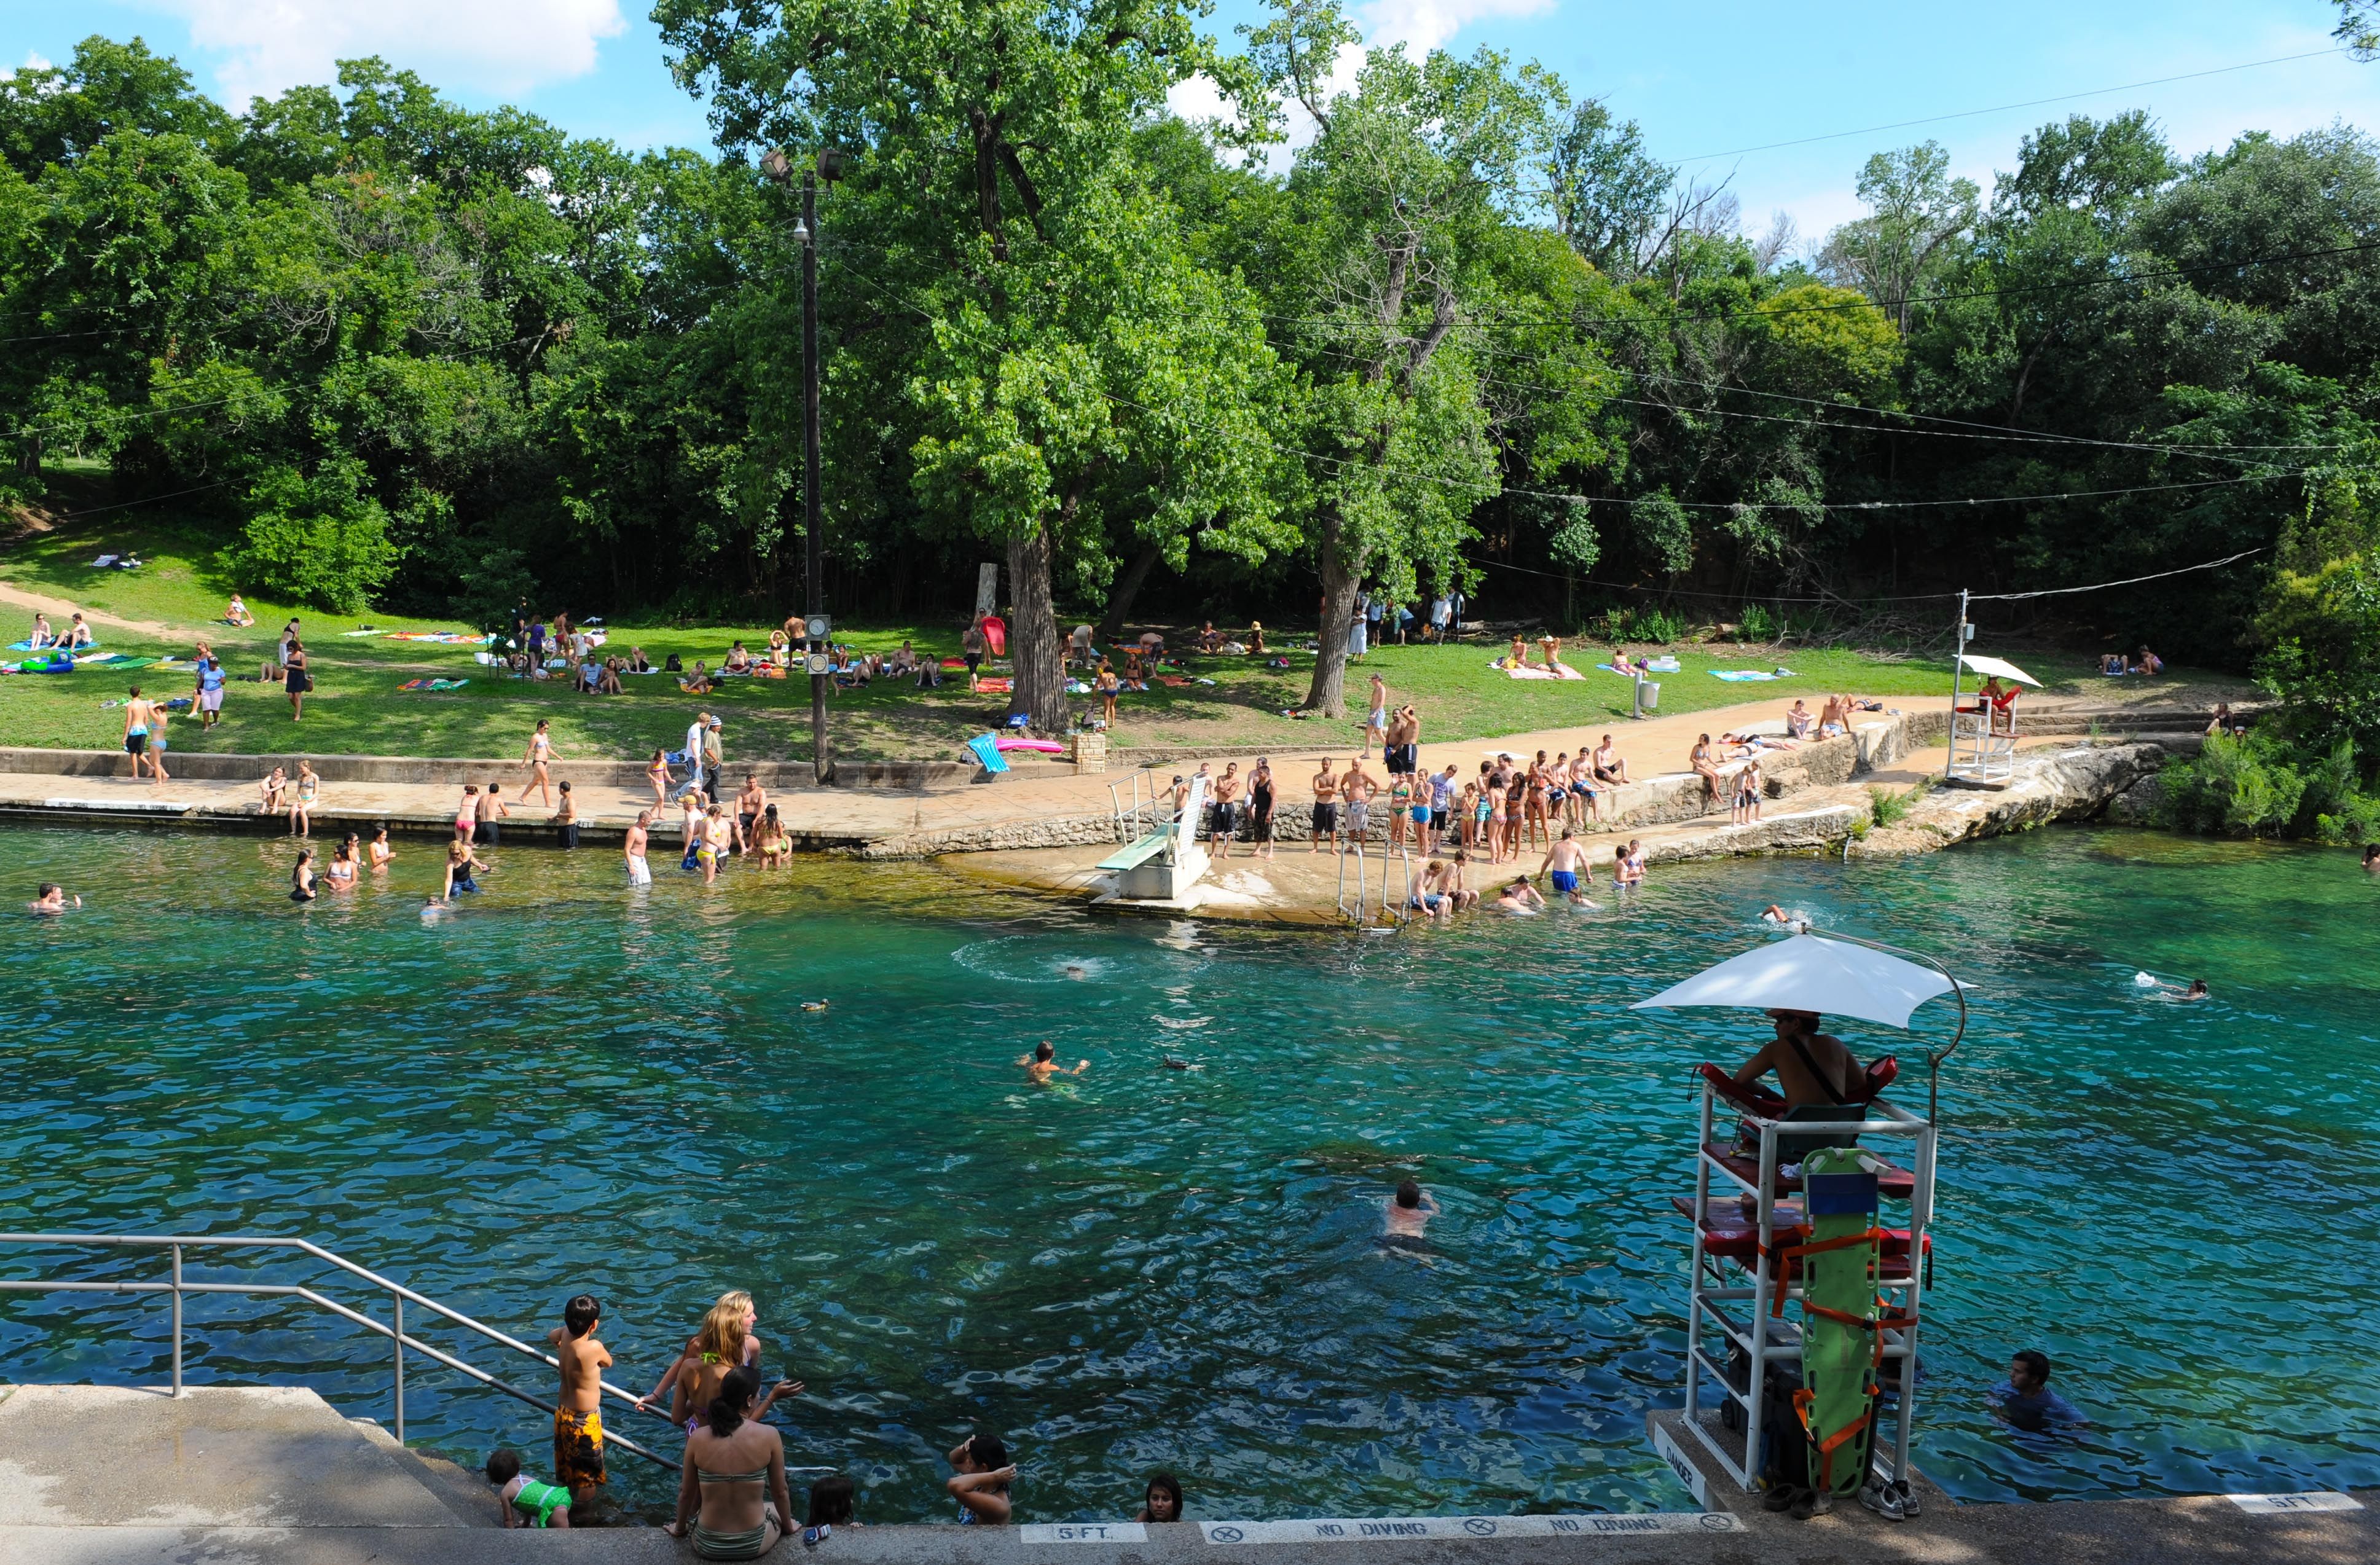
[1732,1010,1861,1108]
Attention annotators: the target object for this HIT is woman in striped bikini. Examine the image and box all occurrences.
[666,1367,800,1559]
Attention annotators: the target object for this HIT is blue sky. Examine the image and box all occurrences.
[7,1,2378,248]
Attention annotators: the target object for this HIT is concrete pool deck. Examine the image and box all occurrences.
[0,1386,2369,1565]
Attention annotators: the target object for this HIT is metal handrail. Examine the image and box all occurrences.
[0,1231,685,1469]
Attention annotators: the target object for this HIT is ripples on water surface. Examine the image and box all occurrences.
[2,824,2374,1518]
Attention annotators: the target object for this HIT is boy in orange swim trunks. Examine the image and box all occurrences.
[547,1293,611,1499]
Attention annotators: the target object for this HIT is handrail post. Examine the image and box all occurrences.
[170,1243,184,1398]
[393,1294,406,1443]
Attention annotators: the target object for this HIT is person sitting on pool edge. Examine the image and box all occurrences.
[1990,1349,2084,1432]
[1732,1008,1861,1110]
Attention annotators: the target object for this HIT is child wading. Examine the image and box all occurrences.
[547,1293,612,1500]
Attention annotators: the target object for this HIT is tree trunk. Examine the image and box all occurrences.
[1098,536,1165,642]
[1302,512,1362,718]
[1007,522,1067,731]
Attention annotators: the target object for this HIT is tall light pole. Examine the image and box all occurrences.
[763,147,836,785]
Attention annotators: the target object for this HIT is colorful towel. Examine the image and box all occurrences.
[398,677,470,691]
[384,631,482,644]
[340,629,385,638]
[9,640,98,653]
[1155,675,1193,687]
[975,676,1013,694]
[1711,669,1795,682]
[1498,660,1585,680]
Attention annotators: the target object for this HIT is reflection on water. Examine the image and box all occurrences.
[1,824,2375,1519]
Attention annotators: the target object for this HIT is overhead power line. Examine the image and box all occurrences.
[1674,48,2349,163]
[1464,545,2266,605]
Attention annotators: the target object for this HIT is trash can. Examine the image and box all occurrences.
[1634,678,1662,717]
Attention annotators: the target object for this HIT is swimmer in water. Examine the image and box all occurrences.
[1380,1179,1439,1251]
[1065,963,1088,980]
[1761,904,1812,933]
[2365,844,2379,873]
[1019,1040,1088,1082]
[29,882,79,914]
[1493,877,1544,914]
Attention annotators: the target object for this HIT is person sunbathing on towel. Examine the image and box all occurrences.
[1733,1009,1861,1110]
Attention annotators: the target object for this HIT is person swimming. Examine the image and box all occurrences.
[1379,1178,1440,1253]
[1019,1040,1088,1082]
[28,882,79,914]
[1761,904,1812,933]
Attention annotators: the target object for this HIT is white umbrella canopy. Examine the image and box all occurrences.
[1630,933,1962,1030]
[1956,653,2041,688]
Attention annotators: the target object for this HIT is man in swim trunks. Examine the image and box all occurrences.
[476,782,509,847]
[1385,704,1420,781]
[1310,758,1340,853]
[547,1293,611,1501]
[121,685,160,782]
[1019,1040,1088,1082]
[1592,735,1629,785]
[1731,1009,1861,1110]
[625,810,653,886]
[1536,828,1593,906]
[1363,673,1388,759]
[1340,758,1376,851]
[735,774,766,855]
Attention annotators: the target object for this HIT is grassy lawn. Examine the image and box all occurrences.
[0,514,2242,763]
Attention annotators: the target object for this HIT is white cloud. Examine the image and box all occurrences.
[1357,0,1555,55]
[153,0,627,105]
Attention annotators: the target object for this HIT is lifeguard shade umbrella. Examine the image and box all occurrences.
[1632,932,1970,1117]
[1955,653,2041,688]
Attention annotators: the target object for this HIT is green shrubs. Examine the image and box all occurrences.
[1868,776,1931,828]
[2157,733,2380,844]
[230,463,400,614]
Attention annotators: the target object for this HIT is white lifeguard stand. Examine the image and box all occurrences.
[1945,652,2039,786]
[1632,932,1966,1497]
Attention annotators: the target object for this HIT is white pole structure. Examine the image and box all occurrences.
[1943,587,1969,781]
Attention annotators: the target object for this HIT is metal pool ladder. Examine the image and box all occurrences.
[0,1231,680,1469]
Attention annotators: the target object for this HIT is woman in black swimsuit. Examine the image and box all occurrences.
[285,638,311,721]
[1247,757,1276,861]
[290,848,318,902]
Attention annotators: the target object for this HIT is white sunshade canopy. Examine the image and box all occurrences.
[1956,653,2041,688]
[1630,933,1962,1030]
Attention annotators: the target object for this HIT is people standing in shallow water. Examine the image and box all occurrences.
[289,849,318,903]
[1020,1040,1088,1082]
[946,1430,1015,1524]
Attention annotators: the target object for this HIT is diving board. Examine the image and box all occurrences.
[1098,774,1209,901]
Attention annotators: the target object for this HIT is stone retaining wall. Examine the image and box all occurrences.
[0,746,986,791]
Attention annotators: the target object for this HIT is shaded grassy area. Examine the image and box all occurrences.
[0,514,2243,762]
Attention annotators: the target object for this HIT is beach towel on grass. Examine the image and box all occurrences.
[1711,669,1796,682]
[340,629,385,638]
[965,734,1010,773]
[1496,660,1585,680]
[1155,675,1193,687]
[10,640,99,653]
[975,676,1013,694]
[398,677,469,691]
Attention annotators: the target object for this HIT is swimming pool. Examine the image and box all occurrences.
[1,823,2373,1520]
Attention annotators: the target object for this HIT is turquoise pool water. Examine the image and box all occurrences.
[2,823,2375,1520]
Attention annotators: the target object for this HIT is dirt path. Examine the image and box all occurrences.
[0,578,182,640]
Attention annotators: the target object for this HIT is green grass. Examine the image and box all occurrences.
[0,512,2245,762]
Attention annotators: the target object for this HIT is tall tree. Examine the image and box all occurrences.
[1236,0,1582,715]
[1820,141,1979,335]
[658,0,1282,728]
